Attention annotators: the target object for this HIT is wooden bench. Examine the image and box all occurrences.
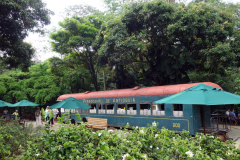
[88,118,108,129]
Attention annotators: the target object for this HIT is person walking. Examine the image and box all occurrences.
[35,107,41,127]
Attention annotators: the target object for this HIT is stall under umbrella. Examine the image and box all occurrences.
[11,100,39,107]
[154,83,240,135]
[49,97,91,109]
[0,100,13,120]
[10,100,39,119]
[49,97,91,121]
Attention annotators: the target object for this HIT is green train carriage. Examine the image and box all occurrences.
[57,82,221,135]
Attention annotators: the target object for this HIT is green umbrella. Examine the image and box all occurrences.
[49,97,91,109]
[154,83,240,135]
[10,100,39,107]
[154,83,240,105]
[0,100,13,107]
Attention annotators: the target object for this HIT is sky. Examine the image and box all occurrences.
[25,0,106,62]
[25,0,239,62]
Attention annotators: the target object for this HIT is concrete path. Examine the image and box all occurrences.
[226,125,240,148]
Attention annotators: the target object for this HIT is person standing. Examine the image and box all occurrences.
[45,107,49,122]
[49,109,54,127]
[35,107,41,127]
[3,108,8,120]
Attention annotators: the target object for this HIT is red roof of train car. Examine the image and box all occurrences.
[57,82,222,101]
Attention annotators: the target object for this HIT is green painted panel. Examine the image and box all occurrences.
[165,104,173,116]
[183,104,192,117]
[72,113,193,134]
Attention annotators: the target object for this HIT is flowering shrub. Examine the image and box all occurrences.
[0,121,41,159]
[18,122,240,159]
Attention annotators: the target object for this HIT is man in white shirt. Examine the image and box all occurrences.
[226,109,230,116]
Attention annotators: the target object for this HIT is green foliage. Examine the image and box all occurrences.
[19,123,240,159]
[0,0,53,70]
[0,63,62,105]
[50,15,103,91]
[94,0,240,88]
[0,121,42,159]
[41,108,45,119]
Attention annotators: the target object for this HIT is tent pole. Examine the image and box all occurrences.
[202,105,206,135]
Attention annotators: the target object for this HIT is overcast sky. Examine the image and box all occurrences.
[25,0,106,62]
[24,0,239,62]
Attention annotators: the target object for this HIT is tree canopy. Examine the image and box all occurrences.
[0,0,53,70]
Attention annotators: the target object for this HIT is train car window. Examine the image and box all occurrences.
[89,104,96,113]
[117,104,125,114]
[106,104,114,114]
[76,108,81,114]
[140,103,151,115]
[152,103,165,116]
[98,104,106,114]
[173,104,183,117]
[127,104,137,115]
[81,108,89,114]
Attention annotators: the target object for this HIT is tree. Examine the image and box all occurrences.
[0,0,53,69]
[0,63,63,105]
[50,16,103,91]
[96,0,238,88]
[48,56,93,93]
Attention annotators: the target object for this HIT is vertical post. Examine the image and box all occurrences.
[202,105,206,135]
[103,71,106,91]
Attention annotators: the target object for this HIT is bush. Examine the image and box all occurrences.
[0,120,42,159]
[18,123,240,160]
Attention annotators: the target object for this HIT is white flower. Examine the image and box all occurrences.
[137,48,140,51]
[136,126,138,129]
[185,151,194,157]
[108,130,113,132]
[98,133,102,136]
[211,136,214,138]
[36,153,40,157]
[122,153,129,160]
[140,130,144,133]
[127,122,129,125]
[199,147,202,150]
[173,137,175,140]
[152,121,156,127]
[126,140,129,142]
[200,136,201,139]
[156,147,159,150]
[141,154,147,160]
[92,132,96,134]
[228,152,232,155]
[19,145,22,147]
[150,145,152,148]
[155,134,158,138]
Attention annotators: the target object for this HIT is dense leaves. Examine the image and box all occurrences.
[0,0,52,69]
[19,123,240,159]
[0,121,41,159]
[50,16,103,91]
[0,63,63,105]
[96,0,239,87]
